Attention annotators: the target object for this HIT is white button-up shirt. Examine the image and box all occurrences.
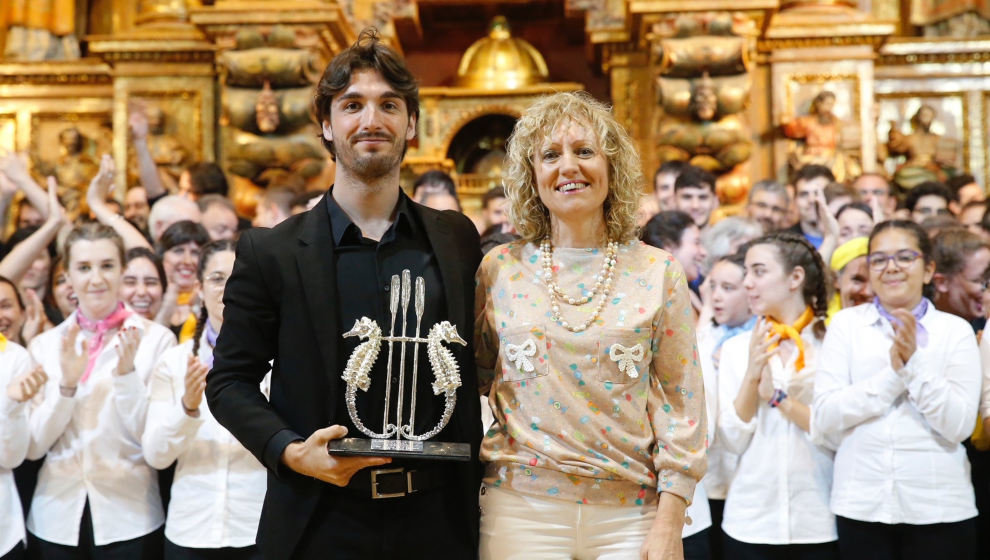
[1,341,32,556]
[26,312,175,546]
[812,303,979,525]
[718,326,836,545]
[143,335,268,548]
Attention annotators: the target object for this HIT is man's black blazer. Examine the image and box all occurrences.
[206,192,483,559]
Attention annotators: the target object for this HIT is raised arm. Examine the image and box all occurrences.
[0,177,66,283]
[86,154,152,251]
[0,174,15,229]
[142,354,205,469]
[0,150,49,220]
[27,325,85,459]
[1,351,39,469]
[129,106,168,200]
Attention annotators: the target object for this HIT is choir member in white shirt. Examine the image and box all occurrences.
[814,220,979,560]
[25,222,176,559]
[718,232,838,559]
[691,252,755,560]
[2,337,46,560]
[144,240,267,560]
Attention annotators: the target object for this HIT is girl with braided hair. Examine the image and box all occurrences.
[717,231,838,559]
[143,240,269,559]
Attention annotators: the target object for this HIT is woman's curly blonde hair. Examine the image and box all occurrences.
[503,91,643,244]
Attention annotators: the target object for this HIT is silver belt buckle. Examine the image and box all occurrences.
[370,467,408,499]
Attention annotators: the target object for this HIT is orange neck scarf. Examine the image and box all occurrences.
[766,306,814,372]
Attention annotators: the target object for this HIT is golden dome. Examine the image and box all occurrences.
[456,17,549,90]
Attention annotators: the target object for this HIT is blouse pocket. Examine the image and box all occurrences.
[596,328,652,384]
[499,324,548,382]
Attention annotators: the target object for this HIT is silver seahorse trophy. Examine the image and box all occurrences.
[326,269,471,461]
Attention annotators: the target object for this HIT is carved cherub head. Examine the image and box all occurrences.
[256,80,280,133]
[689,73,718,122]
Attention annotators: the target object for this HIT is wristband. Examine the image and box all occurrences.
[768,388,787,408]
[182,400,200,418]
[59,385,77,398]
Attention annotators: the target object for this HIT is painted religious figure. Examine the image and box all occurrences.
[782,90,861,183]
[887,105,959,189]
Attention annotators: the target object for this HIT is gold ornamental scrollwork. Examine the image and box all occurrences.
[879,51,990,65]
[758,36,887,51]
[100,50,215,63]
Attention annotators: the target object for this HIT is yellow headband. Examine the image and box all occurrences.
[830,236,869,272]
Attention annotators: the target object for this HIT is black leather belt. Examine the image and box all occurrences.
[345,464,451,499]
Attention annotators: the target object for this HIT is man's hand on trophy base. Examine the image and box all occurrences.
[282,425,391,486]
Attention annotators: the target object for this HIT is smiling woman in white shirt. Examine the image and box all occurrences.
[718,232,838,560]
[25,222,176,559]
[143,240,268,560]
[813,220,979,560]
[2,335,46,560]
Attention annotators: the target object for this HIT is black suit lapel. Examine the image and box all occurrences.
[296,195,340,419]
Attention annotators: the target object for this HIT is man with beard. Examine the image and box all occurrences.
[206,29,482,559]
[745,179,791,232]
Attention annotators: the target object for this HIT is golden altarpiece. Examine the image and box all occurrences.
[0,0,988,222]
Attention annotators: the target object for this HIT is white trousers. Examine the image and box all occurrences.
[479,484,656,560]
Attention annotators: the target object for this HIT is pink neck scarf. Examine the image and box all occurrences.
[76,302,132,383]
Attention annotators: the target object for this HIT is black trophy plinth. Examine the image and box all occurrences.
[327,438,472,461]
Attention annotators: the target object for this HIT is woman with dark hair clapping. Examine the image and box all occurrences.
[814,220,979,560]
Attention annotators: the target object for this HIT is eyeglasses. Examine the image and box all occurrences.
[867,249,922,272]
[204,272,228,289]
[915,207,951,216]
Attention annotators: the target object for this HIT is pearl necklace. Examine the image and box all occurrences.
[540,238,618,332]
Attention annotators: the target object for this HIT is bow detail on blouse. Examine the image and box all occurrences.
[505,338,537,373]
[608,343,644,378]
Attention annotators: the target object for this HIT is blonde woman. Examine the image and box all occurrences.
[475,92,707,559]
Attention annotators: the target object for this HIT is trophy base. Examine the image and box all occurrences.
[327,438,472,462]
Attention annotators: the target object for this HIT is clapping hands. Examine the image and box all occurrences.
[6,366,48,403]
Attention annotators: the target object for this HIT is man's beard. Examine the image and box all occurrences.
[336,133,406,181]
